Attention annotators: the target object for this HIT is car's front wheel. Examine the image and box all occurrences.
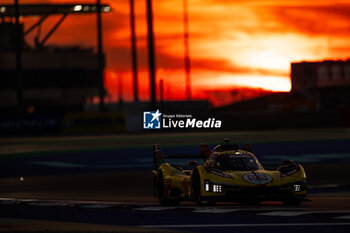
[191,169,202,204]
[191,169,215,205]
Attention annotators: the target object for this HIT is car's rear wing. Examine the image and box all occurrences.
[153,144,211,169]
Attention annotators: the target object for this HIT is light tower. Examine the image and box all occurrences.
[183,0,191,101]
[146,0,157,109]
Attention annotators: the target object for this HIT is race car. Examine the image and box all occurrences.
[152,138,308,205]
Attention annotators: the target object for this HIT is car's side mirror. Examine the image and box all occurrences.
[279,159,299,176]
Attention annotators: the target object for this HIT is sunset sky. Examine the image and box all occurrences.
[6,0,350,104]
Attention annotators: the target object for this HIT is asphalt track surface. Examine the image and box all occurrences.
[1,130,350,232]
[1,196,350,233]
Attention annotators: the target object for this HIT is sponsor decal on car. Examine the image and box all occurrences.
[205,167,232,178]
[280,165,300,177]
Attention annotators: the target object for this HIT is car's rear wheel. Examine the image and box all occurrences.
[156,171,180,205]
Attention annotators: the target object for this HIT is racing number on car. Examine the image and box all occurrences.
[247,174,268,180]
[243,173,272,184]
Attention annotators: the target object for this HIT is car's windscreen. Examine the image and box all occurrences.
[215,154,260,171]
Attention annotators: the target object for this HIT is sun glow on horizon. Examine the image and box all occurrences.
[24,0,350,103]
[196,74,291,92]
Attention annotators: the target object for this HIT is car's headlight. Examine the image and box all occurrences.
[293,179,307,192]
[204,180,223,193]
[213,184,222,193]
[205,182,210,192]
[294,184,301,192]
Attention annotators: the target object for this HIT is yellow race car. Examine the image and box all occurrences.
[152,138,308,205]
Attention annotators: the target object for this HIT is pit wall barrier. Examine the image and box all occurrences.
[61,112,126,134]
[0,112,126,135]
[0,113,63,135]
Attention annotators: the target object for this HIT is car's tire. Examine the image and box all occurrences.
[191,169,215,205]
[283,197,303,206]
[156,171,180,206]
[152,173,157,197]
[191,169,202,204]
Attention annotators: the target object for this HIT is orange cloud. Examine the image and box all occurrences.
[10,0,350,105]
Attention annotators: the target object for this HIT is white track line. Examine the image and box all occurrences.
[133,207,176,211]
[81,204,119,208]
[258,211,313,216]
[0,198,38,202]
[141,222,350,228]
[0,198,17,201]
[334,215,350,219]
[193,208,239,213]
[29,202,68,207]
[132,206,313,212]
[259,210,350,216]
[0,198,122,206]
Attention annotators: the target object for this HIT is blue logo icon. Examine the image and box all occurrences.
[143,109,162,129]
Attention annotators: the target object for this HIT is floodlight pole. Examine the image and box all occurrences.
[15,0,23,111]
[183,0,191,101]
[146,0,157,109]
[130,0,139,102]
[97,0,105,111]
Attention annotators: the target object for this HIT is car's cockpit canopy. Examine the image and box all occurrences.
[207,152,261,171]
[212,144,239,152]
[212,138,254,153]
[212,137,240,152]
